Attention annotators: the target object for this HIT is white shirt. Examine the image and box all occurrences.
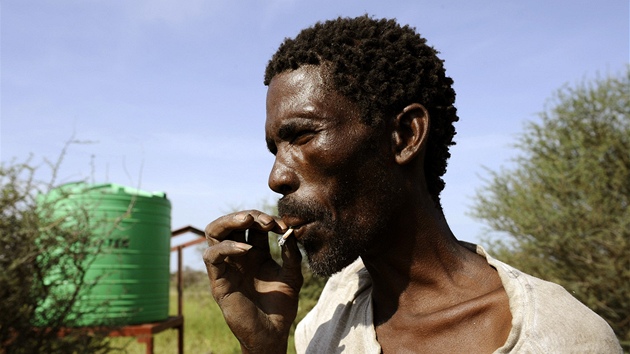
[295,244,621,353]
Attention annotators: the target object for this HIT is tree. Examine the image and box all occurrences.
[471,68,629,349]
[0,151,119,353]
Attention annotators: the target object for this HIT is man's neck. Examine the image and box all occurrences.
[357,195,512,353]
[360,194,499,325]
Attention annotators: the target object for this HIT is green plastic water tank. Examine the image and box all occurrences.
[40,182,171,326]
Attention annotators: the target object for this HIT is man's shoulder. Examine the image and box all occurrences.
[488,256,622,353]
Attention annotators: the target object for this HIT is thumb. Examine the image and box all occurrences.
[280,236,303,290]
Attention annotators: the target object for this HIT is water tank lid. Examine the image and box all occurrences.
[53,182,167,199]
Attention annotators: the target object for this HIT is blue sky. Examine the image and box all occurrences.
[2,0,628,270]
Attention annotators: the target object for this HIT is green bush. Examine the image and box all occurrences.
[0,155,115,353]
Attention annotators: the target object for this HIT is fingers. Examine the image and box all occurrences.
[279,235,304,290]
[205,210,286,248]
[203,240,253,279]
[204,210,300,297]
[204,210,288,293]
[280,234,302,269]
[203,240,255,303]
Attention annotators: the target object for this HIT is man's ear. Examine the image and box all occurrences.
[392,103,430,165]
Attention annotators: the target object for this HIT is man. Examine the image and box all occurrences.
[203,16,621,353]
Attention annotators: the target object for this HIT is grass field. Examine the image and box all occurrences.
[112,271,320,354]
[111,284,241,354]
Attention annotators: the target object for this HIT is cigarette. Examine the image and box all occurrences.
[277,228,294,246]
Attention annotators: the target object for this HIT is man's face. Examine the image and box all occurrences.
[265,65,403,276]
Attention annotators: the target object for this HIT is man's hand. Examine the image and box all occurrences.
[203,210,303,354]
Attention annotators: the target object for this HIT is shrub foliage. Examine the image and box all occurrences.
[0,155,115,353]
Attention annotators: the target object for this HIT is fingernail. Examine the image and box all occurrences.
[234,243,253,251]
[259,214,274,225]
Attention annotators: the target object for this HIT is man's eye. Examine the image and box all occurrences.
[292,131,315,144]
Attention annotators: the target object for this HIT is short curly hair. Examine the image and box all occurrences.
[264,15,458,205]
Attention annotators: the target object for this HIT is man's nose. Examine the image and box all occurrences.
[268,157,299,196]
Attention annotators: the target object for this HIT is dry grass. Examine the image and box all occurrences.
[110,280,306,354]
[110,284,242,354]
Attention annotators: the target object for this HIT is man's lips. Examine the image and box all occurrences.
[280,217,310,239]
[281,216,308,229]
